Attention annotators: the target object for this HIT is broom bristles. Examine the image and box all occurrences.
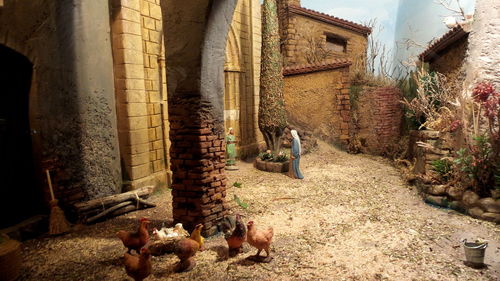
[49,200,71,235]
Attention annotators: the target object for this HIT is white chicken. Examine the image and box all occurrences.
[152,223,189,240]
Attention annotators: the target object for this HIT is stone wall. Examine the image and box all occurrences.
[428,35,469,96]
[462,0,500,92]
[278,1,369,71]
[110,0,171,191]
[283,63,351,146]
[353,87,403,155]
[223,0,263,159]
[0,1,122,212]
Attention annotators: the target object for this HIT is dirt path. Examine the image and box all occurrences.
[20,142,499,281]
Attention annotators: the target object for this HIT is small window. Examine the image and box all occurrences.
[325,34,347,53]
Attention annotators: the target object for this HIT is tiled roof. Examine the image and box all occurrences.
[283,59,352,76]
[419,25,470,62]
[288,5,372,35]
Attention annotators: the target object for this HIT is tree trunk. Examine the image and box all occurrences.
[259,0,287,153]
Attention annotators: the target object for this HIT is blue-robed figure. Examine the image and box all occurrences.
[289,130,304,179]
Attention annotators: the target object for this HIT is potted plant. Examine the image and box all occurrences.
[0,234,22,281]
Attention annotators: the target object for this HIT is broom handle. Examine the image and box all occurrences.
[46,169,55,201]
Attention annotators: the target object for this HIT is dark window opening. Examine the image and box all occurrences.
[325,34,347,53]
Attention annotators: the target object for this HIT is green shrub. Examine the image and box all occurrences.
[431,158,453,181]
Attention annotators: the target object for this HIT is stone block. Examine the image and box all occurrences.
[113,19,141,35]
[426,184,447,196]
[468,207,484,219]
[140,0,149,16]
[113,33,143,51]
[462,191,480,207]
[149,3,162,20]
[116,6,141,22]
[125,102,148,117]
[116,78,146,91]
[130,152,150,166]
[447,186,464,201]
[481,212,500,223]
[123,116,149,130]
[124,90,147,103]
[114,62,144,79]
[477,197,500,213]
[143,17,155,29]
[129,163,150,179]
[145,41,160,54]
[150,114,161,127]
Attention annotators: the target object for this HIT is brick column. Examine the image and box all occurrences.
[169,97,228,235]
[338,68,351,146]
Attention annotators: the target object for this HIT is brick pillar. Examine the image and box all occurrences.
[168,97,229,236]
[338,68,351,147]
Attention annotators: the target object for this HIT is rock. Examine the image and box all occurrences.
[447,186,464,201]
[492,189,500,200]
[449,201,466,213]
[477,197,500,213]
[427,184,447,196]
[468,207,484,219]
[425,195,448,207]
[481,212,500,223]
[462,191,480,207]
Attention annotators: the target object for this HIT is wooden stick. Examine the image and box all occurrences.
[46,169,55,201]
[74,185,154,212]
[86,201,133,223]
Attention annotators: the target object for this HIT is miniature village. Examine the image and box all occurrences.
[0,0,499,280]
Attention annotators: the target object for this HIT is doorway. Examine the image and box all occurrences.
[0,44,42,228]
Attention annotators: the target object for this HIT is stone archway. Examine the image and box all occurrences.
[161,0,238,235]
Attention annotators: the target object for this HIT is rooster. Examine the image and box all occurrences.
[225,214,246,256]
[123,247,152,281]
[117,218,150,254]
[173,224,203,272]
[246,221,273,259]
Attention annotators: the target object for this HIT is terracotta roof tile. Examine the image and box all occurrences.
[419,25,470,62]
[288,5,372,35]
[283,59,352,76]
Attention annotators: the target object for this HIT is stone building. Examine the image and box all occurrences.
[419,25,470,95]
[0,0,261,235]
[276,0,370,147]
[277,0,371,70]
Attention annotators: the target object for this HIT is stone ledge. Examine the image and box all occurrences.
[254,158,290,173]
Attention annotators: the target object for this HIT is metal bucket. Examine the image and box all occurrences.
[463,239,488,267]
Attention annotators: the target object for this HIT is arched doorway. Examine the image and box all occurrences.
[0,44,42,228]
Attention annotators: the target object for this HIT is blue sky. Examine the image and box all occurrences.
[296,0,476,74]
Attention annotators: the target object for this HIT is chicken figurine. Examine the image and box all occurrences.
[190,223,205,251]
[153,223,189,240]
[117,217,151,254]
[246,221,273,262]
[123,247,152,281]
[225,214,246,256]
[173,224,203,272]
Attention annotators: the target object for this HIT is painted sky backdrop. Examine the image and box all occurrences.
[292,0,476,74]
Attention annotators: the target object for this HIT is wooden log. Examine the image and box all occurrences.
[86,201,133,223]
[74,186,155,212]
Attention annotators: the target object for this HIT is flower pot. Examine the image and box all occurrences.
[0,236,22,281]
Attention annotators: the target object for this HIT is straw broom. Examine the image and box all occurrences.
[46,170,71,235]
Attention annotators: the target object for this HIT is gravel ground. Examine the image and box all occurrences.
[19,141,500,281]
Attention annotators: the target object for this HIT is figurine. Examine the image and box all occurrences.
[173,224,203,272]
[289,130,304,179]
[226,127,238,170]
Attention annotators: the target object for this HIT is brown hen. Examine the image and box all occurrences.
[123,247,152,281]
[246,220,273,259]
[117,218,150,254]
